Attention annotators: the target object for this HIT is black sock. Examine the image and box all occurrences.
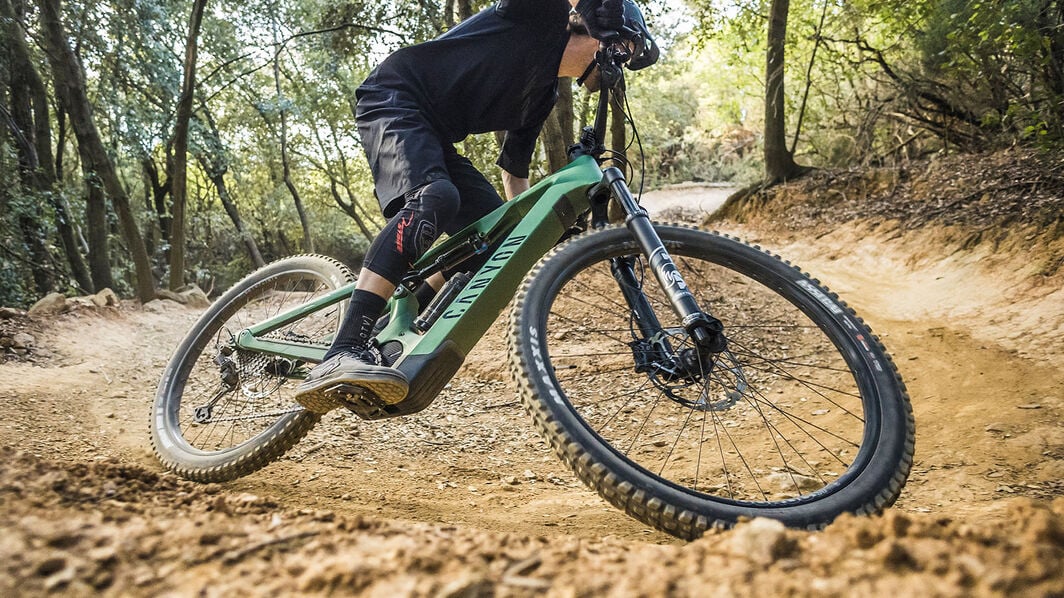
[324,289,388,360]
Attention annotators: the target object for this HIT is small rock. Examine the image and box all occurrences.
[155,289,187,304]
[438,575,493,598]
[28,292,68,315]
[68,296,97,308]
[11,332,35,349]
[726,517,794,565]
[179,285,211,308]
[1017,404,1041,410]
[92,288,119,307]
[502,476,520,485]
[0,307,25,319]
[985,423,1007,433]
[142,301,168,313]
[767,472,821,492]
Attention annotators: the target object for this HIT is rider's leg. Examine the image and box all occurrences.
[439,149,506,278]
[373,150,505,308]
[324,179,460,360]
[295,179,460,410]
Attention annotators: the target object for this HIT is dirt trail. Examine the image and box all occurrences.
[0,213,1062,595]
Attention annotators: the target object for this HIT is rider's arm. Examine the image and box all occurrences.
[496,122,544,186]
[501,170,530,199]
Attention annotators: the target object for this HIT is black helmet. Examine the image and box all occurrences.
[572,0,660,71]
[619,0,659,71]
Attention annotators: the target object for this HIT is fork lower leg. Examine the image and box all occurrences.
[601,167,727,353]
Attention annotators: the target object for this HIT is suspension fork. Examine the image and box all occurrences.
[600,167,727,353]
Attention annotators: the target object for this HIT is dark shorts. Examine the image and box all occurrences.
[356,87,502,222]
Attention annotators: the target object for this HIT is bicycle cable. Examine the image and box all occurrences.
[622,88,647,203]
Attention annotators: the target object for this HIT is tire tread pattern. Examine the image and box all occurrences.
[151,254,351,483]
[508,224,914,540]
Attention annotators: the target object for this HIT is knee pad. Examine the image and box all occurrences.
[395,180,459,261]
[363,179,461,285]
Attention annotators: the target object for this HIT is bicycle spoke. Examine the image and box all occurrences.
[537,237,871,505]
[174,272,342,453]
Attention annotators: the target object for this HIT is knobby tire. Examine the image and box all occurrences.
[151,254,354,482]
[509,224,914,539]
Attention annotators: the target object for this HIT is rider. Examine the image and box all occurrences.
[295,0,654,412]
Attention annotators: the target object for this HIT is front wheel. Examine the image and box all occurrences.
[509,225,914,539]
[151,254,354,482]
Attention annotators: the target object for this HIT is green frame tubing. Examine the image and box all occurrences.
[234,155,604,388]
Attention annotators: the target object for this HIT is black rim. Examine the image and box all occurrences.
[531,230,882,509]
[161,266,344,457]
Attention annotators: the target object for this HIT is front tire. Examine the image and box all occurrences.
[509,225,914,539]
[151,254,354,482]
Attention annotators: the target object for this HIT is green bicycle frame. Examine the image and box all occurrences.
[234,154,605,418]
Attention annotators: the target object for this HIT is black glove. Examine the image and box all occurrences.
[575,0,625,40]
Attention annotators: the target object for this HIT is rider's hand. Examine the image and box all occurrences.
[576,0,625,41]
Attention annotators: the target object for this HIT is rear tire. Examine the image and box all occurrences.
[509,225,914,539]
[151,255,354,482]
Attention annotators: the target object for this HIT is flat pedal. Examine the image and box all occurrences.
[330,383,390,419]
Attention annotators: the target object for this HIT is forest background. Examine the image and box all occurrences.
[1,0,1062,308]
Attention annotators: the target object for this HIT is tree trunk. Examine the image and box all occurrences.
[169,0,207,290]
[78,144,115,291]
[51,193,93,292]
[198,155,267,269]
[38,0,155,301]
[3,97,56,295]
[195,109,266,268]
[325,121,381,237]
[542,78,575,172]
[456,0,472,21]
[3,0,92,293]
[764,0,803,183]
[271,8,314,253]
[2,0,56,295]
[444,0,455,27]
[141,157,170,254]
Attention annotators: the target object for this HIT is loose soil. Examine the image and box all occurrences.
[1,150,1062,596]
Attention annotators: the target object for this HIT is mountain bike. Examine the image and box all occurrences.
[151,42,914,540]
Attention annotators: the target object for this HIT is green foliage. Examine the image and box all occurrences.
[912,0,1064,143]
[7,0,1061,305]
[0,143,35,308]
[680,0,1064,169]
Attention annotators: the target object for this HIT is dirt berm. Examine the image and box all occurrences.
[0,149,1061,596]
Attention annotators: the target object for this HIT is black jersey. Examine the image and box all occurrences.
[355,0,572,179]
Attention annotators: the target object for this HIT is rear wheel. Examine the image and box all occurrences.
[151,255,354,482]
[509,225,914,539]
